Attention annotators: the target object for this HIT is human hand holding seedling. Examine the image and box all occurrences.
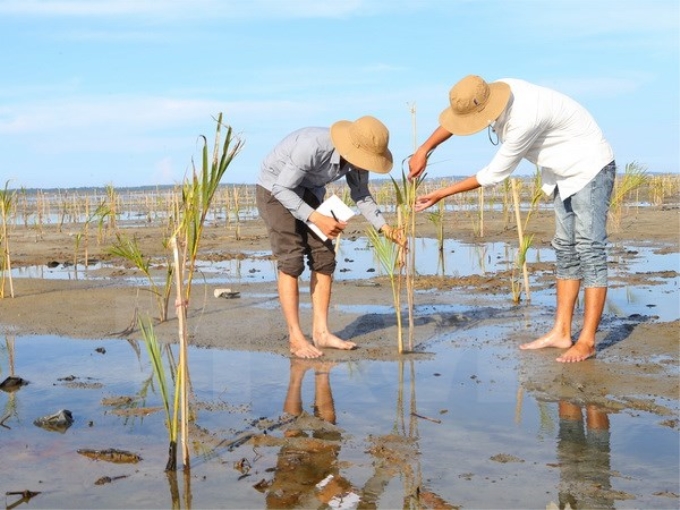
[381,224,407,248]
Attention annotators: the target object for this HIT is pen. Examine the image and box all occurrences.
[330,209,339,222]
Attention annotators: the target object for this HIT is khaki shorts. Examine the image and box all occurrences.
[255,185,336,277]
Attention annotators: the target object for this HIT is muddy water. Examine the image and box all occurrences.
[1,323,677,509]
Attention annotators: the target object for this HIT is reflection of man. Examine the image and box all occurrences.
[556,401,613,510]
[265,359,357,509]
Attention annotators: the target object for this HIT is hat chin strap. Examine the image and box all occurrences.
[487,121,499,146]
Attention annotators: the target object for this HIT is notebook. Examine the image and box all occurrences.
[306,194,355,241]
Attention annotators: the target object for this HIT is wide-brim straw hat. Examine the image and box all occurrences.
[330,116,393,174]
[439,75,511,136]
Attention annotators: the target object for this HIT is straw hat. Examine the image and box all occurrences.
[439,75,511,136]
[330,116,393,174]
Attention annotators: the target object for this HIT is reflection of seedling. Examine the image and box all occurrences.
[428,200,446,276]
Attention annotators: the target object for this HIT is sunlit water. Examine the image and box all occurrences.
[2,238,678,508]
[11,237,680,322]
[2,329,678,509]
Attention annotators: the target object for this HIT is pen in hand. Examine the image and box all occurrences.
[330,209,339,222]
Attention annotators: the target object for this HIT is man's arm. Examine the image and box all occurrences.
[414,175,481,212]
[408,126,452,180]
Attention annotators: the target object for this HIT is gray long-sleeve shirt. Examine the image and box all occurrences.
[256,126,387,231]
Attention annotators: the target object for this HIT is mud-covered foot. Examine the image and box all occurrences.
[519,331,573,350]
[556,342,596,363]
[313,331,357,351]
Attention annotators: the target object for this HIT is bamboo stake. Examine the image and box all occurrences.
[170,236,190,470]
[478,187,484,238]
[510,179,531,302]
[406,103,417,351]
[0,189,15,299]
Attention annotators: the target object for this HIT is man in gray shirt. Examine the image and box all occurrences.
[256,115,402,358]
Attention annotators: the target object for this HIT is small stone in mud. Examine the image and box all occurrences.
[34,409,74,433]
[77,448,142,463]
[0,376,29,392]
[94,475,129,485]
[490,453,524,463]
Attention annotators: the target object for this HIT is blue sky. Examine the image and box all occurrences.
[1,0,678,189]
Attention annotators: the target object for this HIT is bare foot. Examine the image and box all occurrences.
[519,330,573,350]
[313,330,357,351]
[556,342,596,363]
[290,336,323,359]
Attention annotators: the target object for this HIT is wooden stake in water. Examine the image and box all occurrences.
[510,178,531,302]
[170,235,190,470]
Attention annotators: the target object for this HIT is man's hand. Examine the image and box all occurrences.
[381,225,407,248]
[414,190,443,212]
[309,211,347,239]
[407,149,428,181]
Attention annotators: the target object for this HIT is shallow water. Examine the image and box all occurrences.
[2,238,679,508]
[1,327,678,509]
[10,237,680,323]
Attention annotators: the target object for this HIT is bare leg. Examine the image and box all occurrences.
[283,358,314,415]
[557,286,605,363]
[278,271,323,359]
[310,271,356,350]
[558,401,583,421]
[313,362,337,424]
[520,279,580,350]
[585,403,610,430]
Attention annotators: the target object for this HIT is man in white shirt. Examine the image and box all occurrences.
[409,75,616,363]
[257,116,402,359]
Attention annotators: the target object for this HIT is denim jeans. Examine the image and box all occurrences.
[552,161,616,288]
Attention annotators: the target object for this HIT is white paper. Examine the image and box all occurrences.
[306,194,355,241]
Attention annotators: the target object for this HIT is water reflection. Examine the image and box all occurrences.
[555,402,613,510]
[264,359,353,508]
[257,359,458,509]
[0,333,676,508]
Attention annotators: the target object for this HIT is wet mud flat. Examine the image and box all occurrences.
[0,205,678,508]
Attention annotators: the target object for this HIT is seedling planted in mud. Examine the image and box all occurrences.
[0,181,16,299]
[366,225,404,352]
[165,112,244,471]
